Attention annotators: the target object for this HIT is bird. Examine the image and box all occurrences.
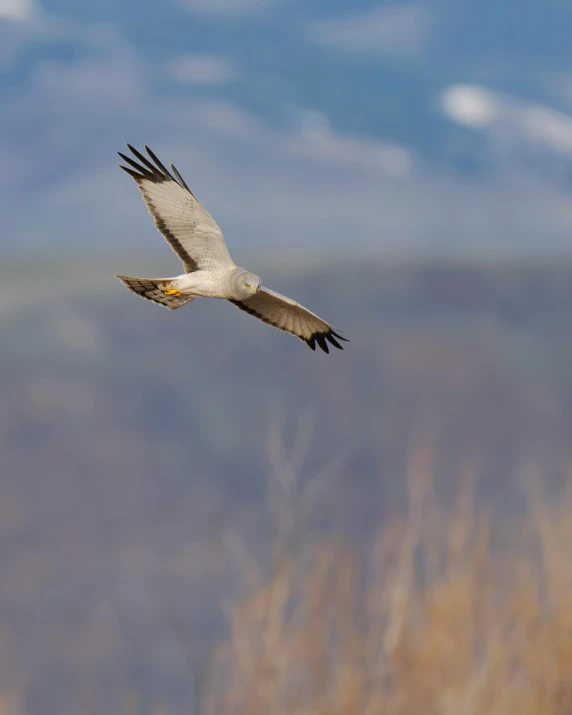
[114,144,348,354]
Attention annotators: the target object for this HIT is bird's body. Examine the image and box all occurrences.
[115,144,348,353]
[170,269,226,299]
[158,267,260,300]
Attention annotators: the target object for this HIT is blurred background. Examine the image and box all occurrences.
[2,0,572,713]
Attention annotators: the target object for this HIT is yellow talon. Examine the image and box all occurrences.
[163,288,181,296]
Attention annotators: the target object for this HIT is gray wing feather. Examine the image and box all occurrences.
[118,144,235,273]
[229,287,348,353]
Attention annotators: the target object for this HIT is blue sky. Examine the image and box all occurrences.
[3,0,572,260]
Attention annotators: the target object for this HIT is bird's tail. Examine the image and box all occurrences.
[114,275,196,310]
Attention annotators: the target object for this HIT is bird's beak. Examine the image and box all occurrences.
[252,285,258,295]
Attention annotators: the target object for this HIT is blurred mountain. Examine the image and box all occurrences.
[1,254,572,712]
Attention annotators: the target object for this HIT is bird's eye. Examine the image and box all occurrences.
[243,282,249,288]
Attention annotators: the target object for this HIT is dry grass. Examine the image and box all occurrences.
[2,436,572,714]
[198,454,572,714]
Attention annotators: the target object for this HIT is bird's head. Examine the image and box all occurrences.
[234,269,261,299]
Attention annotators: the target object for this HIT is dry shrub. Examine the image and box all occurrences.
[199,469,572,715]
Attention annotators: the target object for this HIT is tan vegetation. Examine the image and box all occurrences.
[197,459,572,715]
[2,440,572,714]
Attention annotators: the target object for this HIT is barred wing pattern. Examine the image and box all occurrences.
[114,276,196,310]
[118,144,234,272]
[230,287,348,353]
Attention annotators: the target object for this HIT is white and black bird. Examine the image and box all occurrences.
[115,144,348,353]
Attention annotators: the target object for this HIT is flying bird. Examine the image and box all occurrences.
[115,144,348,353]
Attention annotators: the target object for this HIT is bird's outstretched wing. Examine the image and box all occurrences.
[229,287,348,353]
[118,144,234,272]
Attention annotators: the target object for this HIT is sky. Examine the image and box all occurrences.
[2,0,572,261]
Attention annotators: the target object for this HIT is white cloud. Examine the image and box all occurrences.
[308,4,433,58]
[441,85,499,129]
[188,101,259,137]
[284,122,414,177]
[184,0,280,16]
[0,0,47,67]
[0,3,83,69]
[523,106,572,154]
[283,109,413,177]
[0,0,36,22]
[442,84,572,157]
[166,54,235,85]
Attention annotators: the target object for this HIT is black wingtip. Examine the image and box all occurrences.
[315,335,329,354]
[119,143,196,196]
[145,145,174,179]
[119,165,142,180]
[118,151,154,178]
[331,330,349,343]
[307,329,348,353]
[327,334,343,350]
[171,162,191,192]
